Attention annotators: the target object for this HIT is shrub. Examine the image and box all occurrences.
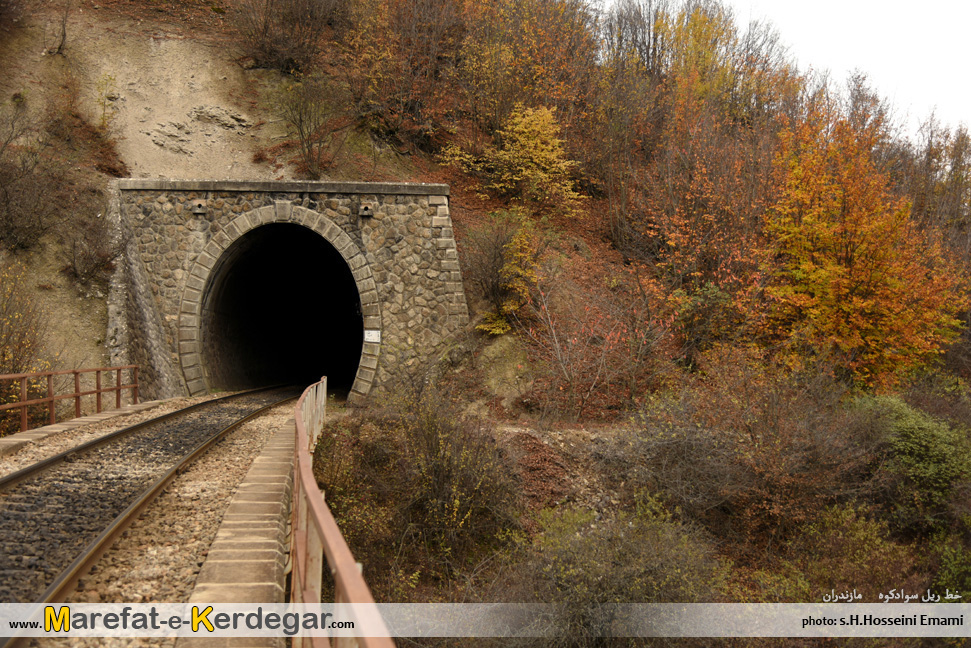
[854,395,971,534]
[670,281,743,368]
[313,416,396,549]
[232,0,339,73]
[276,73,354,178]
[902,369,971,434]
[931,534,971,598]
[0,95,58,250]
[519,271,668,419]
[462,210,542,335]
[528,506,727,644]
[784,504,924,602]
[389,381,521,557]
[314,375,521,593]
[606,346,880,549]
[0,259,53,435]
[59,198,125,287]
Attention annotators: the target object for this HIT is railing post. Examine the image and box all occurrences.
[47,374,55,425]
[1,365,142,434]
[19,377,27,432]
[74,371,81,418]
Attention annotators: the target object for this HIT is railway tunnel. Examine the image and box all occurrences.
[199,223,363,394]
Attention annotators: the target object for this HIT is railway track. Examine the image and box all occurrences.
[0,386,302,607]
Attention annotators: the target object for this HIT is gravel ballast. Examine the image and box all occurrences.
[13,399,297,648]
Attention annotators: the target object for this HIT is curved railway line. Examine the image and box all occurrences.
[0,386,302,608]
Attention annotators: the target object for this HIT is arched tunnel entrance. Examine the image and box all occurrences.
[200,223,364,394]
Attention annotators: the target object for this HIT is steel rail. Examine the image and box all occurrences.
[0,387,299,648]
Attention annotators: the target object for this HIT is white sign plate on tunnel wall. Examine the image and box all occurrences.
[364,330,382,343]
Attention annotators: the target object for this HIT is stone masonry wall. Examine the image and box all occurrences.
[108,179,469,403]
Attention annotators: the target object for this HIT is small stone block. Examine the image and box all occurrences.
[275,200,292,220]
[186,274,205,291]
[178,327,199,341]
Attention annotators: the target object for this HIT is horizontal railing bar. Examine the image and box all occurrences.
[0,366,138,381]
[0,366,138,433]
[0,385,138,412]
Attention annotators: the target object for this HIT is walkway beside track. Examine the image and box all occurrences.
[176,419,296,648]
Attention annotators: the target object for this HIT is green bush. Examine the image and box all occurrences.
[784,504,923,601]
[855,395,971,534]
[931,534,971,599]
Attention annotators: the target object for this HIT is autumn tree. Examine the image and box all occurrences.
[657,0,739,102]
[442,105,581,216]
[587,0,668,243]
[340,0,465,143]
[611,80,780,363]
[458,0,599,135]
[761,102,966,386]
[894,116,971,267]
[891,117,971,376]
[276,73,354,178]
[233,0,339,72]
[586,0,798,365]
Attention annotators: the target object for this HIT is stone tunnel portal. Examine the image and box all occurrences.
[200,223,363,393]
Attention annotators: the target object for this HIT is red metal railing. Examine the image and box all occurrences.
[291,377,394,648]
[0,365,139,433]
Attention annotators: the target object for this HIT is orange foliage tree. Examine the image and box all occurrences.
[762,104,966,386]
[624,82,779,362]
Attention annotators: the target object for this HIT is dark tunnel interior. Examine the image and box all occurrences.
[201,223,363,394]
